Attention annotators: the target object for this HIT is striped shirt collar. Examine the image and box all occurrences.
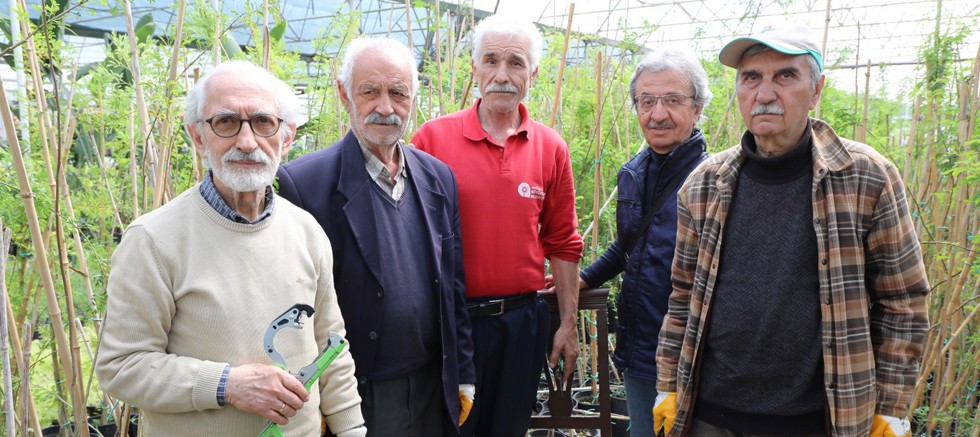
[199,170,275,224]
[358,139,409,201]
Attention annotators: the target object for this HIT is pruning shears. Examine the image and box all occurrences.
[258,304,347,437]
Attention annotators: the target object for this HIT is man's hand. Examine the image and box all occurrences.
[871,414,911,437]
[652,391,676,435]
[225,364,309,425]
[544,274,587,291]
[549,323,579,383]
[458,384,475,426]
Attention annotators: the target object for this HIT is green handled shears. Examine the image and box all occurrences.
[258,304,347,437]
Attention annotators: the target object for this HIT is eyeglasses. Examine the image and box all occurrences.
[634,94,694,112]
[201,114,283,138]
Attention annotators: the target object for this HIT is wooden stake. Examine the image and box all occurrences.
[549,3,575,128]
[435,0,443,116]
[262,0,270,69]
[854,59,871,143]
[814,0,831,119]
[0,48,90,437]
[1,222,15,437]
[124,0,161,207]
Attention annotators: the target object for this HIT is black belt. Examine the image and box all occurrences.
[467,293,537,317]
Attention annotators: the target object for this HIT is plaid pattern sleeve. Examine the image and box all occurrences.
[656,120,929,437]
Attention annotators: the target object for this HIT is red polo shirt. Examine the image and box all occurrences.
[411,100,583,298]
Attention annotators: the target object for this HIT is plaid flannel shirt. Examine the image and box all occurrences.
[656,119,930,436]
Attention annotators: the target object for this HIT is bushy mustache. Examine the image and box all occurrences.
[365,111,403,126]
[751,104,785,116]
[222,147,272,165]
[485,83,519,94]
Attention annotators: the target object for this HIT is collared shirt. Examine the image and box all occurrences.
[411,99,584,297]
[656,119,929,436]
[198,170,274,224]
[358,140,408,201]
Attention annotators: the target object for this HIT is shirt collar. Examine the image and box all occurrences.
[461,98,533,143]
[357,139,408,183]
[199,170,275,224]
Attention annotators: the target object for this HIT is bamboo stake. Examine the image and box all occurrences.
[262,0,270,69]
[1,222,15,437]
[902,94,922,184]
[435,0,443,116]
[549,3,575,128]
[814,0,831,119]
[4,287,41,436]
[854,59,871,143]
[124,0,161,203]
[213,0,221,65]
[0,58,89,437]
[129,104,140,220]
[588,52,603,396]
[404,0,416,130]
[19,323,39,437]
[151,0,188,209]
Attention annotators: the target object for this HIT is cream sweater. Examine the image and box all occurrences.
[96,186,363,436]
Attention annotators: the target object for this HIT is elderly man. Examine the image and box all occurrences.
[654,25,929,437]
[565,48,710,437]
[276,38,475,436]
[411,14,584,437]
[95,61,366,436]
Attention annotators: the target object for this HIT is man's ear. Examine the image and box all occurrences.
[336,80,352,112]
[810,74,826,110]
[187,123,207,158]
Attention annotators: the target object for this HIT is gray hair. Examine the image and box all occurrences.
[338,37,420,98]
[739,44,822,88]
[184,60,302,138]
[629,48,713,116]
[473,14,544,70]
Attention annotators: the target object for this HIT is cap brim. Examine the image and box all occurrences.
[719,37,818,69]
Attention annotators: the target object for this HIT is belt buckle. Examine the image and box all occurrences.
[487,298,506,316]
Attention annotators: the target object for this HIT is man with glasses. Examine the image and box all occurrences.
[654,24,928,437]
[276,38,475,436]
[96,61,367,437]
[563,48,711,437]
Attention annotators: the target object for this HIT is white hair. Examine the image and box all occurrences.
[473,14,544,70]
[338,37,420,98]
[629,48,713,122]
[184,60,302,138]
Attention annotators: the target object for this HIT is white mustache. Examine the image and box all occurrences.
[485,83,519,94]
[751,104,785,116]
[365,111,403,126]
[222,147,272,165]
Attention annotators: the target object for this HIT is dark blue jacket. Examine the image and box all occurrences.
[276,131,475,430]
[580,129,707,382]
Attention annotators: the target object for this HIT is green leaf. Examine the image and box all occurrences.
[270,20,287,42]
[221,32,243,58]
[135,14,156,44]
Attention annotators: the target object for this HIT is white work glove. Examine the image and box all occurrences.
[459,384,475,426]
[336,425,367,437]
[870,414,911,437]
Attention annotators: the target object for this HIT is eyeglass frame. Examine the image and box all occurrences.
[199,113,285,138]
[633,94,696,112]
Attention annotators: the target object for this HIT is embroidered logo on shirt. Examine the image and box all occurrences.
[517,182,546,200]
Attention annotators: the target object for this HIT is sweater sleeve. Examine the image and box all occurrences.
[313,236,365,434]
[95,226,226,413]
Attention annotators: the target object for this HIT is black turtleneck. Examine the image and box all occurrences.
[694,123,827,435]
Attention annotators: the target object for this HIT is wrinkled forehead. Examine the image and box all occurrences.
[203,71,279,113]
[479,32,532,58]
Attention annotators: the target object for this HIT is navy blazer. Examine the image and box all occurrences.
[276,131,475,429]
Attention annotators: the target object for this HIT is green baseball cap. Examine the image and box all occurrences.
[719,24,823,71]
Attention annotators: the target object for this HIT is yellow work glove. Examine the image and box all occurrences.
[458,384,475,427]
[871,414,911,437]
[652,391,677,435]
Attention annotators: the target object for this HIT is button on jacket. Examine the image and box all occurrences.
[656,119,929,436]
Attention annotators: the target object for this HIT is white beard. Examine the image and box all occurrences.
[203,145,281,193]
